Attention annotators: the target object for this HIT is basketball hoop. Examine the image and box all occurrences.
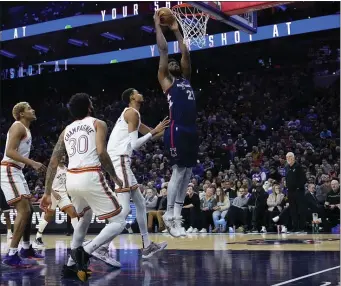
[171,3,210,49]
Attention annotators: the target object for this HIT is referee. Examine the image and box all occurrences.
[285,152,307,232]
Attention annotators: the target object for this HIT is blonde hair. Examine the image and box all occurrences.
[12,102,29,121]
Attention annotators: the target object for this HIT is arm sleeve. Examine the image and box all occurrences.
[129,130,152,151]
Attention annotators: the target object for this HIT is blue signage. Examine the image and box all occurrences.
[0,2,182,41]
[1,15,339,80]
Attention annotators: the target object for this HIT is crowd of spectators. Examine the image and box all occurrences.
[1,59,340,234]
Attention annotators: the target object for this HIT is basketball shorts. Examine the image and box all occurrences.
[111,155,138,193]
[49,190,73,212]
[0,162,31,205]
[164,126,198,168]
[66,166,122,220]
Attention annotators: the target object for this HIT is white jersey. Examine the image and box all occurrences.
[64,116,100,169]
[107,107,141,157]
[52,165,67,191]
[2,121,32,169]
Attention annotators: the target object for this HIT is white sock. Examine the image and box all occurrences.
[7,229,12,235]
[22,241,30,249]
[71,217,78,230]
[37,219,49,238]
[9,248,18,256]
[83,217,124,254]
[141,233,151,249]
[174,202,184,218]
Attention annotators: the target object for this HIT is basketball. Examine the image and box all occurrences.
[157,7,176,26]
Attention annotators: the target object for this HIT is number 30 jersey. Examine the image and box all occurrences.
[165,77,197,128]
[64,116,100,169]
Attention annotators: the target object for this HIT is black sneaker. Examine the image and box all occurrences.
[71,247,91,282]
[61,265,92,279]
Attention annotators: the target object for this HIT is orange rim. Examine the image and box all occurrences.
[172,3,208,17]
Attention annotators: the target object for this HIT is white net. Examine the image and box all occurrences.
[171,5,210,49]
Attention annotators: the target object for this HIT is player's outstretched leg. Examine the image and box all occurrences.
[173,167,192,236]
[130,189,167,258]
[163,165,187,237]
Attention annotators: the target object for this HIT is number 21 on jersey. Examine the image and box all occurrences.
[186,89,195,100]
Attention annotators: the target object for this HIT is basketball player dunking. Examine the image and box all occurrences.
[107,88,169,258]
[34,155,79,248]
[1,102,46,267]
[154,12,198,237]
[41,93,125,282]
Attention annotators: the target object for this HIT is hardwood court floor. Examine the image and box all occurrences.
[0,233,340,286]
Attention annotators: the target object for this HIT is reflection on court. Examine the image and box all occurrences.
[0,233,339,286]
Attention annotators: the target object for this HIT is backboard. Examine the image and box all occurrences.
[188,1,291,34]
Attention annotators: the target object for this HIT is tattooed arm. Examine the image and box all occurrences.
[96,120,123,188]
[44,130,66,195]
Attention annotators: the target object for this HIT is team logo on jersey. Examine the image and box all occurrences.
[176,82,191,90]
[170,148,177,157]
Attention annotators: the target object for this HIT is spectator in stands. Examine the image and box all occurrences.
[235,134,248,157]
[199,187,217,233]
[222,180,237,199]
[212,188,230,233]
[272,196,290,233]
[286,152,307,232]
[247,178,269,233]
[316,174,332,203]
[320,125,332,139]
[145,188,158,213]
[182,186,201,234]
[227,186,249,233]
[305,183,327,229]
[266,184,285,230]
[147,188,167,233]
[325,180,340,227]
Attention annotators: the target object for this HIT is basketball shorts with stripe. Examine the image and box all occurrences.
[164,127,198,168]
[66,169,122,220]
[50,190,73,212]
[0,165,31,205]
[111,156,138,193]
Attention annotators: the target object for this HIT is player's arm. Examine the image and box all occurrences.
[95,120,122,187]
[45,130,66,195]
[170,22,191,80]
[138,123,152,135]
[126,110,169,150]
[5,123,45,171]
[139,123,164,141]
[154,11,173,91]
